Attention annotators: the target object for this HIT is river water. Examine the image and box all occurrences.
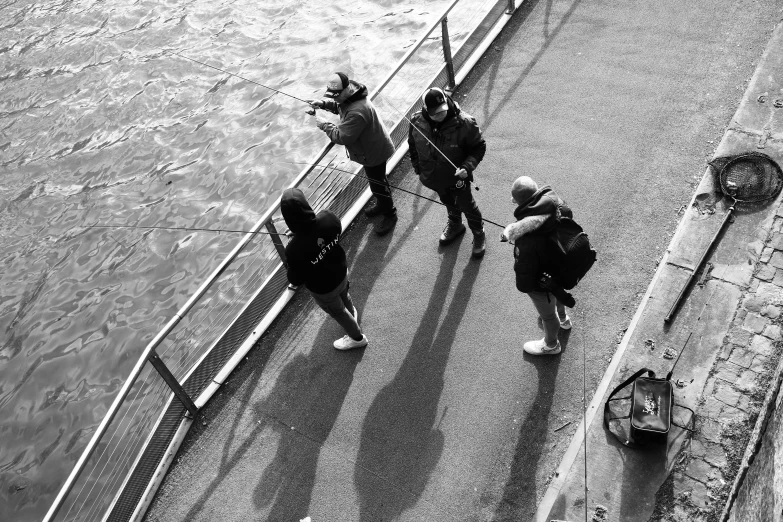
[0,0,498,519]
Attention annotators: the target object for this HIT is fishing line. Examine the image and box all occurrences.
[164,49,311,105]
[281,161,505,229]
[581,307,588,522]
[87,224,290,236]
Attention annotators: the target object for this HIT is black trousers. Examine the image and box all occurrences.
[437,183,483,232]
[364,161,396,215]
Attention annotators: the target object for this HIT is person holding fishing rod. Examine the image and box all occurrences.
[306,72,398,237]
[281,187,368,351]
[407,87,487,258]
[501,176,574,355]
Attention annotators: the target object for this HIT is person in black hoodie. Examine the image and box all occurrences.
[501,176,573,355]
[408,87,487,258]
[281,188,368,350]
[307,72,398,237]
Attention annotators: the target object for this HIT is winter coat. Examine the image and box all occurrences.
[320,81,395,167]
[281,188,347,294]
[503,187,572,293]
[407,98,486,192]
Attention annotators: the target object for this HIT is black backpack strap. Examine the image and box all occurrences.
[603,368,654,447]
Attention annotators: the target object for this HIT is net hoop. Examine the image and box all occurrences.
[717,152,783,204]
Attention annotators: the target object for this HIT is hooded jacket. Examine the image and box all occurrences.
[503,186,571,293]
[320,81,395,167]
[281,188,347,294]
[407,96,486,192]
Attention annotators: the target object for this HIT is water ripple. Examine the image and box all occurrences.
[0,0,468,519]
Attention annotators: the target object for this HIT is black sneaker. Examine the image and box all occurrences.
[439,221,466,245]
[375,213,398,236]
[364,200,383,217]
[471,229,486,258]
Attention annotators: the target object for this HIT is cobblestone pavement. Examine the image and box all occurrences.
[649,209,783,521]
[541,19,783,522]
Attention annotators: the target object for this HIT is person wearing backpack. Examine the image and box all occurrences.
[501,176,574,355]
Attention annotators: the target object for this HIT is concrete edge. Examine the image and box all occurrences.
[536,19,783,522]
[534,207,689,522]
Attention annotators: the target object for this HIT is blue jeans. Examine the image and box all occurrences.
[310,275,362,340]
[526,290,567,346]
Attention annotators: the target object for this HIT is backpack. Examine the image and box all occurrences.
[547,212,597,290]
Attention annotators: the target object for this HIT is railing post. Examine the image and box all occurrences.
[147,351,199,419]
[506,0,515,14]
[266,221,287,262]
[441,17,456,91]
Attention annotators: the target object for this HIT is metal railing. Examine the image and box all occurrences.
[42,0,519,520]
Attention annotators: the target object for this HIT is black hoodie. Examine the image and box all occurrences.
[281,188,347,294]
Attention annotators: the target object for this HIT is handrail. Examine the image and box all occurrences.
[371,0,461,99]
[43,0,506,519]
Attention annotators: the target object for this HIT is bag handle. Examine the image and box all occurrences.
[603,368,654,447]
[671,403,697,433]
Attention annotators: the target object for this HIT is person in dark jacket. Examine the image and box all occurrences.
[281,188,368,350]
[501,176,573,355]
[307,72,398,236]
[408,87,487,258]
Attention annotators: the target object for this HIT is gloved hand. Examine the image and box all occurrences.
[539,273,576,308]
[306,99,324,110]
[315,115,329,130]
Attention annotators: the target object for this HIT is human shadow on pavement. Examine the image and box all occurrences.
[245,164,446,519]
[250,347,365,521]
[492,347,562,521]
[247,211,404,521]
[354,248,481,521]
[169,202,398,521]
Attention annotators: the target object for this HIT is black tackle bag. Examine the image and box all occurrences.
[603,368,695,448]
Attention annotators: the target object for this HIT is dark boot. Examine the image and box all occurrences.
[375,213,398,236]
[471,229,486,258]
[439,221,466,245]
[364,198,383,217]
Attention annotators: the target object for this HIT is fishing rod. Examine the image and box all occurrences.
[87,224,290,236]
[282,161,504,229]
[374,91,481,192]
[164,50,311,105]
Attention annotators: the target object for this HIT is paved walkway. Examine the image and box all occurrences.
[144,2,782,521]
[541,21,783,522]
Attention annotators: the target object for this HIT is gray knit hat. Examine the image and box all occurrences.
[511,176,538,205]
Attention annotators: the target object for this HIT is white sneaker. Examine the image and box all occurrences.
[333,334,368,351]
[523,338,562,355]
[559,314,572,330]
